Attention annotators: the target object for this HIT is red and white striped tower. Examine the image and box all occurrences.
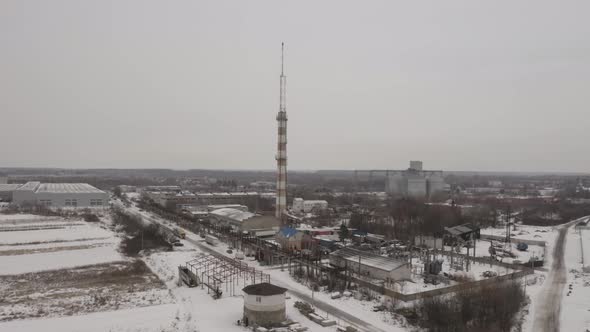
[275,43,288,221]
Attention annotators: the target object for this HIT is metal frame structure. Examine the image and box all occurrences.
[182,251,270,298]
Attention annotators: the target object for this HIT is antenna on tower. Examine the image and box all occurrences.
[281,42,285,75]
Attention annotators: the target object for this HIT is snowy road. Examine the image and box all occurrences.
[531,217,586,332]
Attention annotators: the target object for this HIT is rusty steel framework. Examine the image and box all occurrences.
[183,252,270,298]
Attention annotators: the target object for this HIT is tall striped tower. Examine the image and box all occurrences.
[275,43,288,220]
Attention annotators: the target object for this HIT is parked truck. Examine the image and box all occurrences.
[205,234,219,246]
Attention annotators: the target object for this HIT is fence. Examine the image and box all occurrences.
[384,268,533,302]
[480,234,546,247]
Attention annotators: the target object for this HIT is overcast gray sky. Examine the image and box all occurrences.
[1,1,589,172]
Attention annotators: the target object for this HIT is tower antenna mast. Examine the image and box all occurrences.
[276,43,288,221]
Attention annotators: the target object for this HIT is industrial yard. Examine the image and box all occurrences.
[3,2,590,331]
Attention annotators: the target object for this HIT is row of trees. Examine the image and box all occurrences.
[347,198,469,240]
[419,281,526,332]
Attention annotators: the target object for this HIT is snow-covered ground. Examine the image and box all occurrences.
[144,250,333,332]
[481,224,553,243]
[0,303,181,332]
[0,208,340,332]
[0,214,58,222]
[0,213,171,325]
[446,239,545,265]
[0,218,123,275]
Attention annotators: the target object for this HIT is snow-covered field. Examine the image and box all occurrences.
[0,218,123,275]
[0,209,339,332]
[0,213,171,325]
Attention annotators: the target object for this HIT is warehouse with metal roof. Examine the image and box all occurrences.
[209,208,280,234]
[12,182,108,208]
[329,247,411,281]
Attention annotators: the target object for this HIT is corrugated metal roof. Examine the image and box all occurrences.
[330,247,407,271]
[15,182,41,191]
[210,208,255,221]
[0,184,23,192]
[36,183,105,194]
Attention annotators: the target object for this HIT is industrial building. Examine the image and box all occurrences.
[11,182,108,208]
[209,208,280,234]
[0,184,22,202]
[274,227,315,252]
[242,282,287,327]
[145,190,271,210]
[385,161,446,198]
[291,198,328,214]
[329,247,411,281]
[0,172,7,184]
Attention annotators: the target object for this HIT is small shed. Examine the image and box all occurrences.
[444,223,480,243]
[242,282,287,327]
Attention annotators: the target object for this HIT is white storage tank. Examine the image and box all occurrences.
[242,283,287,327]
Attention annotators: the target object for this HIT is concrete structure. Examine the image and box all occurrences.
[0,184,22,202]
[414,235,443,250]
[12,182,108,208]
[275,43,288,221]
[385,161,446,198]
[409,160,423,171]
[329,247,411,281]
[209,208,280,233]
[242,282,287,327]
[291,198,328,214]
[0,172,7,184]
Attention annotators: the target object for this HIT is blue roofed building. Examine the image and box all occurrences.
[275,227,313,252]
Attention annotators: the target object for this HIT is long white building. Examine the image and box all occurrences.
[12,182,108,208]
[292,198,328,213]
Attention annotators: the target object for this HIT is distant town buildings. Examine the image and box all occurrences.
[385,161,446,198]
[144,190,274,210]
[291,198,328,214]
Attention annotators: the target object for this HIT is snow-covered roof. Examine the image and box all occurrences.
[242,282,287,296]
[36,183,105,194]
[445,223,480,236]
[14,182,105,194]
[0,184,22,192]
[278,227,299,238]
[330,247,407,272]
[210,208,255,221]
[15,181,41,191]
